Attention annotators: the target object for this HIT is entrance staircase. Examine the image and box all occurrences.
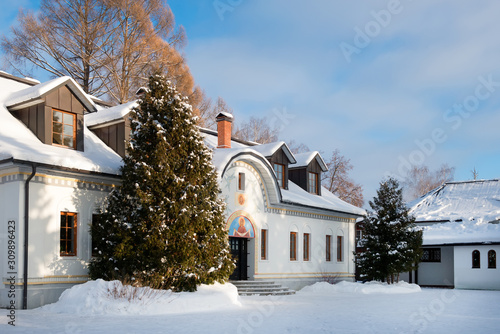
[231,280,296,296]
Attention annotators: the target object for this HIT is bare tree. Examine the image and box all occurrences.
[2,0,196,105]
[471,167,479,180]
[403,164,455,200]
[287,140,310,154]
[197,94,233,130]
[322,149,364,207]
[99,0,188,103]
[2,0,112,95]
[233,116,279,144]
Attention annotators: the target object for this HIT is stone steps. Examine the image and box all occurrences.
[231,280,296,296]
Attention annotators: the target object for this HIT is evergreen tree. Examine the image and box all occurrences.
[89,74,234,291]
[357,177,422,283]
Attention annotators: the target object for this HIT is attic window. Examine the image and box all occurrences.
[274,163,285,188]
[53,109,76,149]
[308,172,318,194]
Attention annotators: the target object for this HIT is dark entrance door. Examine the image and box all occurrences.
[229,237,248,280]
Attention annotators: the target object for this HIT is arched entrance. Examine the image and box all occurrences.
[227,212,256,280]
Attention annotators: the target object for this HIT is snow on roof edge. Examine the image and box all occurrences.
[4,76,97,112]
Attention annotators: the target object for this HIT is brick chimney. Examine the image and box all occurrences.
[216,112,233,149]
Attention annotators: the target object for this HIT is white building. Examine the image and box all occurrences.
[406,180,500,290]
[0,72,364,308]
[0,73,122,309]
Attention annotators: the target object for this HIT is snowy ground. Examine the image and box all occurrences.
[1,280,500,334]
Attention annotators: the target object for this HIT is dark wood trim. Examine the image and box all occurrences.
[60,212,78,256]
[261,229,267,260]
[423,242,500,247]
[337,235,343,262]
[238,172,245,191]
[326,235,332,262]
[290,232,297,261]
[273,162,285,189]
[52,109,77,149]
[303,233,310,261]
[0,158,121,179]
[308,171,319,194]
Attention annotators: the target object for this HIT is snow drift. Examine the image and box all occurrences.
[41,279,241,315]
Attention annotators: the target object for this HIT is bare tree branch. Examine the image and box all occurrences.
[322,149,364,207]
[403,164,455,200]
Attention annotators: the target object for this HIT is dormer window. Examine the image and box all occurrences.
[6,78,92,152]
[308,172,318,194]
[274,163,285,188]
[289,151,327,195]
[53,109,76,149]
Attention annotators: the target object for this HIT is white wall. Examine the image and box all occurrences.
[0,166,118,308]
[0,167,24,308]
[221,157,357,290]
[417,246,454,287]
[454,245,500,290]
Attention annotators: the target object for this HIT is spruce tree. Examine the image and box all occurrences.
[357,177,422,283]
[90,74,234,291]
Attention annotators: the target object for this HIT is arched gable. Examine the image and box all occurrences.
[219,151,282,207]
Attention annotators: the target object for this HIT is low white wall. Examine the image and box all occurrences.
[454,245,500,290]
[417,246,454,287]
[0,166,118,308]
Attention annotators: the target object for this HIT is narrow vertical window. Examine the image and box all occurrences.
[488,250,496,269]
[337,236,343,262]
[60,212,77,256]
[303,233,310,261]
[53,109,76,149]
[238,172,245,191]
[261,229,268,260]
[273,163,285,188]
[290,232,297,261]
[326,235,332,262]
[308,172,318,194]
[472,250,480,268]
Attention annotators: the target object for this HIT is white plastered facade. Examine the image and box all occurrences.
[0,162,118,308]
[220,153,358,291]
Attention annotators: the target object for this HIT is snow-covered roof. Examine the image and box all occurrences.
[4,76,97,113]
[282,182,366,216]
[291,151,328,172]
[0,72,363,216]
[409,180,500,245]
[201,131,249,150]
[213,147,365,217]
[85,101,138,127]
[216,111,233,120]
[422,221,500,245]
[250,141,296,164]
[0,75,122,174]
[410,180,500,223]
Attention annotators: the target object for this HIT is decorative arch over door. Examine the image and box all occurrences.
[226,210,256,239]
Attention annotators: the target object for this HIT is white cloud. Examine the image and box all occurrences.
[179,0,500,201]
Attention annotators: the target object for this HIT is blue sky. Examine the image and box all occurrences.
[3,1,500,203]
